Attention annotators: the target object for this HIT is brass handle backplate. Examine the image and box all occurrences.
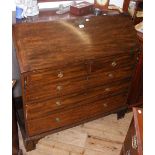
[108,73,113,78]
[57,85,62,91]
[105,88,110,92]
[111,61,117,67]
[55,117,60,122]
[103,103,108,107]
[58,72,63,78]
[56,101,61,106]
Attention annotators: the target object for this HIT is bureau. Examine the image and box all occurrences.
[13,14,139,151]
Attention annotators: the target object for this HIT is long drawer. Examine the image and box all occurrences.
[25,79,130,120]
[27,94,127,136]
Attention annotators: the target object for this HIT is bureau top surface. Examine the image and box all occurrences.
[13,15,139,73]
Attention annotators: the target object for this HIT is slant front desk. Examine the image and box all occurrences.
[13,14,139,151]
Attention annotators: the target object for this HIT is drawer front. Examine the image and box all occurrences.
[88,66,134,88]
[25,76,87,103]
[27,94,127,136]
[25,79,130,120]
[27,63,88,86]
[24,65,133,103]
[89,53,135,74]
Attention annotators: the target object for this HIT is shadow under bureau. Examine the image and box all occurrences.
[13,14,140,151]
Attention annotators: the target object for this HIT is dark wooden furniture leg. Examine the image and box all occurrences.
[12,80,22,155]
[117,108,127,119]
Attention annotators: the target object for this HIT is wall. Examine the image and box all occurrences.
[12,44,22,97]
[12,0,124,11]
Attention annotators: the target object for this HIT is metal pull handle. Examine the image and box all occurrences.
[103,103,108,107]
[56,101,61,106]
[57,85,62,91]
[24,76,27,93]
[126,150,130,155]
[108,73,113,78]
[58,71,63,78]
[105,88,110,92]
[55,117,60,122]
[132,135,138,149]
[111,61,117,67]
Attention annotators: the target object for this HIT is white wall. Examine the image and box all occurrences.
[109,0,124,8]
[12,0,124,11]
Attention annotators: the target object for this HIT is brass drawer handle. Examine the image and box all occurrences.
[55,117,60,122]
[103,103,108,107]
[132,135,138,149]
[108,73,113,78]
[57,85,62,91]
[56,101,61,106]
[111,61,117,67]
[105,88,110,91]
[126,150,130,155]
[58,72,63,78]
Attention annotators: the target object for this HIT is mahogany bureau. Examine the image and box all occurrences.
[13,14,139,151]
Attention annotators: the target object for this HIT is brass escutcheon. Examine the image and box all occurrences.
[105,88,110,91]
[56,101,61,106]
[58,72,63,78]
[103,103,108,107]
[111,61,117,67]
[108,73,113,78]
[55,117,60,122]
[57,85,62,91]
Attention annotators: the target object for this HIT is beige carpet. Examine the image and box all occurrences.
[19,112,133,155]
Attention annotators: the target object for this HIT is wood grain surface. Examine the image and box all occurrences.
[13,15,139,73]
[13,14,140,151]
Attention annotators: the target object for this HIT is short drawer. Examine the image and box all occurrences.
[88,65,134,88]
[25,79,130,120]
[89,53,135,74]
[27,63,88,86]
[25,76,87,103]
[27,94,127,136]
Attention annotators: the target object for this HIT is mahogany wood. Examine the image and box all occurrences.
[127,32,143,107]
[13,13,139,151]
[120,107,143,155]
[15,97,128,151]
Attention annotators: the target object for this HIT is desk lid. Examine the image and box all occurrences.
[13,15,139,73]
